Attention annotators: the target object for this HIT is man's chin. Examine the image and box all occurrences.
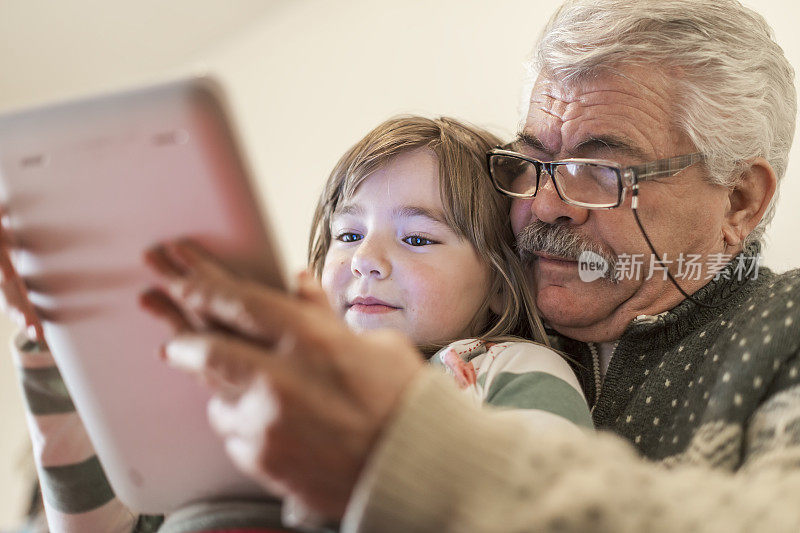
[537,285,605,327]
[534,281,633,342]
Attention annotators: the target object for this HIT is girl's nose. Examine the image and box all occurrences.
[350,237,391,279]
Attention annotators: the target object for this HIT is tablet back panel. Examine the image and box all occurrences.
[0,78,282,513]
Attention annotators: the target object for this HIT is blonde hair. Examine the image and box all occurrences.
[308,116,548,351]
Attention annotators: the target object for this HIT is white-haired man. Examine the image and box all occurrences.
[12,0,800,531]
[148,2,800,529]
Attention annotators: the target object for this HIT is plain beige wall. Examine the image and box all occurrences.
[1,0,798,527]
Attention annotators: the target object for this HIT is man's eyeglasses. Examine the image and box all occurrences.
[486,149,706,209]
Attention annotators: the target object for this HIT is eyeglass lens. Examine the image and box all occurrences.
[490,155,620,206]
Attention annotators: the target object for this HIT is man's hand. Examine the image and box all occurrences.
[141,241,424,519]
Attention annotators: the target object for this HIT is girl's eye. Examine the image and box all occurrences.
[403,235,436,247]
[337,233,363,243]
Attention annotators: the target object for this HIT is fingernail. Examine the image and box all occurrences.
[144,243,164,256]
[26,324,39,340]
[164,337,208,371]
[139,290,153,307]
[166,278,190,301]
[139,287,164,308]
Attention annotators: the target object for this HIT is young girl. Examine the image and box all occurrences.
[308,116,591,429]
[6,116,590,533]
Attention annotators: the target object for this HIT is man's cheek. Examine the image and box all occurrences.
[509,200,532,236]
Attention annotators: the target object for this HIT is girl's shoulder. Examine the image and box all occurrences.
[432,338,561,365]
[431,338,487,363]
[434,338,581,390]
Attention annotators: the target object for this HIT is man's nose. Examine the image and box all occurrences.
[351,237,391,279]
[529,168,590,225]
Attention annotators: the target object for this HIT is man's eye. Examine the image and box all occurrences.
[403,235,436,247]
[337,233,363,243]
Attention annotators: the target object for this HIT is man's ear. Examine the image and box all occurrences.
[722,157,777,249]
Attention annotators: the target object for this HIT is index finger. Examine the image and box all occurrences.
[159,254,306,345]
[163,332,277,393]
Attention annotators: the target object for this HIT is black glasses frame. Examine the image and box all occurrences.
[486,149,706,209]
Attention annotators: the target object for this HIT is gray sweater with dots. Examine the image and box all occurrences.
[561,243,800,466]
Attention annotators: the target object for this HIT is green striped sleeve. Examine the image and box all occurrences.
[20,366,76,415]
[484,371,593,429]
[14,336,136,525]
[39,456,116,513]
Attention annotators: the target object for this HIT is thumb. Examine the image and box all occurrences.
[163,332,271,393]
[295,270,330,308]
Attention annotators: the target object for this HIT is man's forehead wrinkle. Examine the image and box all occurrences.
[524,72,680,161]
[530,101,661,160]
[529,92,569,121]
[536,104,568,124]
[530,87,574,109]
[576,92,672,134]
[569,117,660,161]
[584,65,673,100]
[612,67,674,103]
[558,88,670,161]
[546,68,675,133]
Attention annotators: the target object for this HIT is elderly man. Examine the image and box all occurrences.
[10,0,800,531]
[148,1,800,531]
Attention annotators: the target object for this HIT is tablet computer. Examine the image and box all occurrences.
[0,77,283,513]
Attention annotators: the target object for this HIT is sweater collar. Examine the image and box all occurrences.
[618,241,765,348]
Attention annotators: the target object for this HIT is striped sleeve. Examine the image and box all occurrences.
[10,332,143,533]
[475,342,593,429]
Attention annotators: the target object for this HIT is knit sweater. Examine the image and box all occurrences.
[563,242,800,466]
[342,244,800,532]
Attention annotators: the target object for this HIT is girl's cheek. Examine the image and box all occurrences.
[320,254,348,302]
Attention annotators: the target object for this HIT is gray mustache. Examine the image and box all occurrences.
[516,220,618,281]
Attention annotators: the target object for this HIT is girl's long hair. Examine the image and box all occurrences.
[308,116,548,355]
